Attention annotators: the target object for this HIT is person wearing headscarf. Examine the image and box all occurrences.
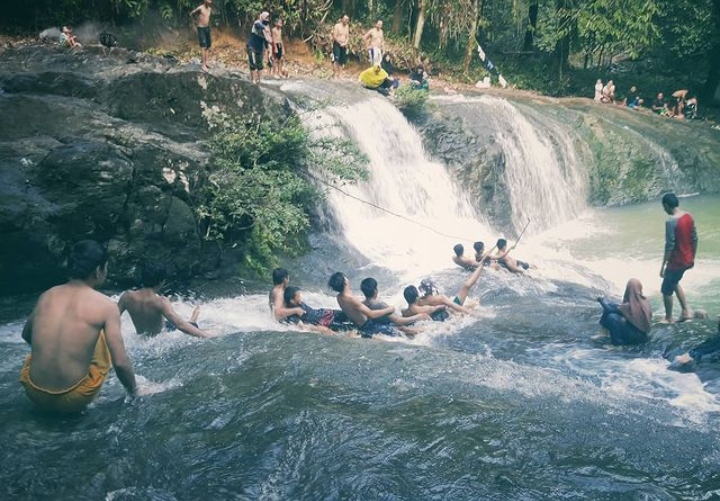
[597,278,652,345]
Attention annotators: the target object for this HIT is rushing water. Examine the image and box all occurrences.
[2,83,720,499]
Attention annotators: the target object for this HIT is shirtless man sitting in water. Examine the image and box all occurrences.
[118,263,209,338]
[494,238,533,274]
[20,240,137,413]
[269,268,306,322]
[328,272,397,338]
[452,243,479,271]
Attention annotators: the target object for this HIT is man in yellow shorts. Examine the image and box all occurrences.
[19,240,137,414]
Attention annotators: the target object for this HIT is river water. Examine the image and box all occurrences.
[1,84,720,499]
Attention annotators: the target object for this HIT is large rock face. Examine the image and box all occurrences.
[0,46,271,295]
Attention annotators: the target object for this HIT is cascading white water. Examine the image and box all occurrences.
[305,96,491,276]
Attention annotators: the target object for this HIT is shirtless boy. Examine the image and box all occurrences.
[332,15,350,77]
[20,240,137,413]
[360,277,429,337]
[328,272,397,338]
[271,18,288,78]
[452,243,479,270]
[118,263,209,338]
[403,258,488,321]
[269,268,306,322]
[190,0,213,72]
[363,20,384,66]
[494,238,532,274]
[283,286,352,335]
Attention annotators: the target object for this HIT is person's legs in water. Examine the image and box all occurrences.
[675,284,691,321]
[455,263,485,305]
[661,268,688,322]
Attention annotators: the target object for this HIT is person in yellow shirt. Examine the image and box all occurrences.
[358,64,398,96]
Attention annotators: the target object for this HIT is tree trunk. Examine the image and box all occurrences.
[522,3,539,51]
[463,0,482,74]
[393,0,404,34]
[413,0,427,49]
[702,0,720,102]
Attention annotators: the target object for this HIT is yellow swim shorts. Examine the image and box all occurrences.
[19,331,111,414]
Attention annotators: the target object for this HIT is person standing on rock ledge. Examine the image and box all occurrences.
[19,240,138,414]
[190,0,213,73]
[247,11,273,84]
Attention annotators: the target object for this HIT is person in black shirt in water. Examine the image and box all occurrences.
[360,278,429,337]
[283,286,353,335]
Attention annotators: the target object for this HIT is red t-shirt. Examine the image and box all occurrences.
[665,212,697,271]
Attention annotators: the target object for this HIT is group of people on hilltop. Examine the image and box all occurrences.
[594,79,699,119]
[190,1,288,80]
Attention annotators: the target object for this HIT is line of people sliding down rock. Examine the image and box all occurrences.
[13,194,715,414]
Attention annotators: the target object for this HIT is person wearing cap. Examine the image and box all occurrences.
[247,11,273,84]
[363,20,384,66]
[403,257,488,321]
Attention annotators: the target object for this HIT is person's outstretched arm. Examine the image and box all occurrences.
[160,298,209,338]
[103,302,137,396]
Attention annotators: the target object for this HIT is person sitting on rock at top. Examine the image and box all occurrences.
[601,80,615,104]
[381,53,395,76]
[596,278,652,346]
[493,238,533,274]
[683,93,699,119]
[409,64,429,91]
[359,64,398,97]
[60,26,81,48]
[118,262,210,338]
[594,79,603,101]
[623,86,641,109]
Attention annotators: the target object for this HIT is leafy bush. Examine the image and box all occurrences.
[196,105,367,272]
[394,85,429,114]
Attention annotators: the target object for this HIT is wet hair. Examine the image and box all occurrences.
[453,244,464,257]
[662,193,679,209]
[142,262,167,287]
[68,240,108,280]
[272,268,289,285]
[497,238,507,250]
[404,285,419,305]
[328,272,346,293]
[360,277,378,299]
[473,241,485,253]
[284,286,300,307]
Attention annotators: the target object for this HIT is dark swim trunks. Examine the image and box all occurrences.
[661,268,687,296]
[274,43,283,60]
[499,259,530,271]
[332,42,347,65]
[430,308,450,322]
[247,47,264,71]
[197,27,211,49]
[359,319,400,339]
[287,304,353,332]
[165,321,199,332]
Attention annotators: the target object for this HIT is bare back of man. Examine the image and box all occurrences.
[119,289,206,338]
[24,283,128,391]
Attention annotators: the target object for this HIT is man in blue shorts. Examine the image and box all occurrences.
[247,11,272,84]
[328,272,397,338]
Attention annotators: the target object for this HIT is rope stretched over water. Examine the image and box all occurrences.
[309,173,496,243]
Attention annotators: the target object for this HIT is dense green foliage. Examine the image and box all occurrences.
[197,106,367,271]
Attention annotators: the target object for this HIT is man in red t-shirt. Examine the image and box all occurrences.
[660,193,698,323]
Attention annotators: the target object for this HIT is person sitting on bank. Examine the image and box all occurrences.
[494,238,532,274]
[359,64,399,97]
[20,240,137,414]
[60,26,81,48]
[404,260,487,321]
[409,64,429,91]
[651,92,670,115]
[452,243,480,271]
[601,80,615,104]
[360,277,429,337]
[283,286,353,335]
[269,268,306,322]
[623,86,641,109]
[596,278,652,346]
[118,263,210,338]
[328,272,397,338]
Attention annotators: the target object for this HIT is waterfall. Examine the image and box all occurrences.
[304,96,490,275]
